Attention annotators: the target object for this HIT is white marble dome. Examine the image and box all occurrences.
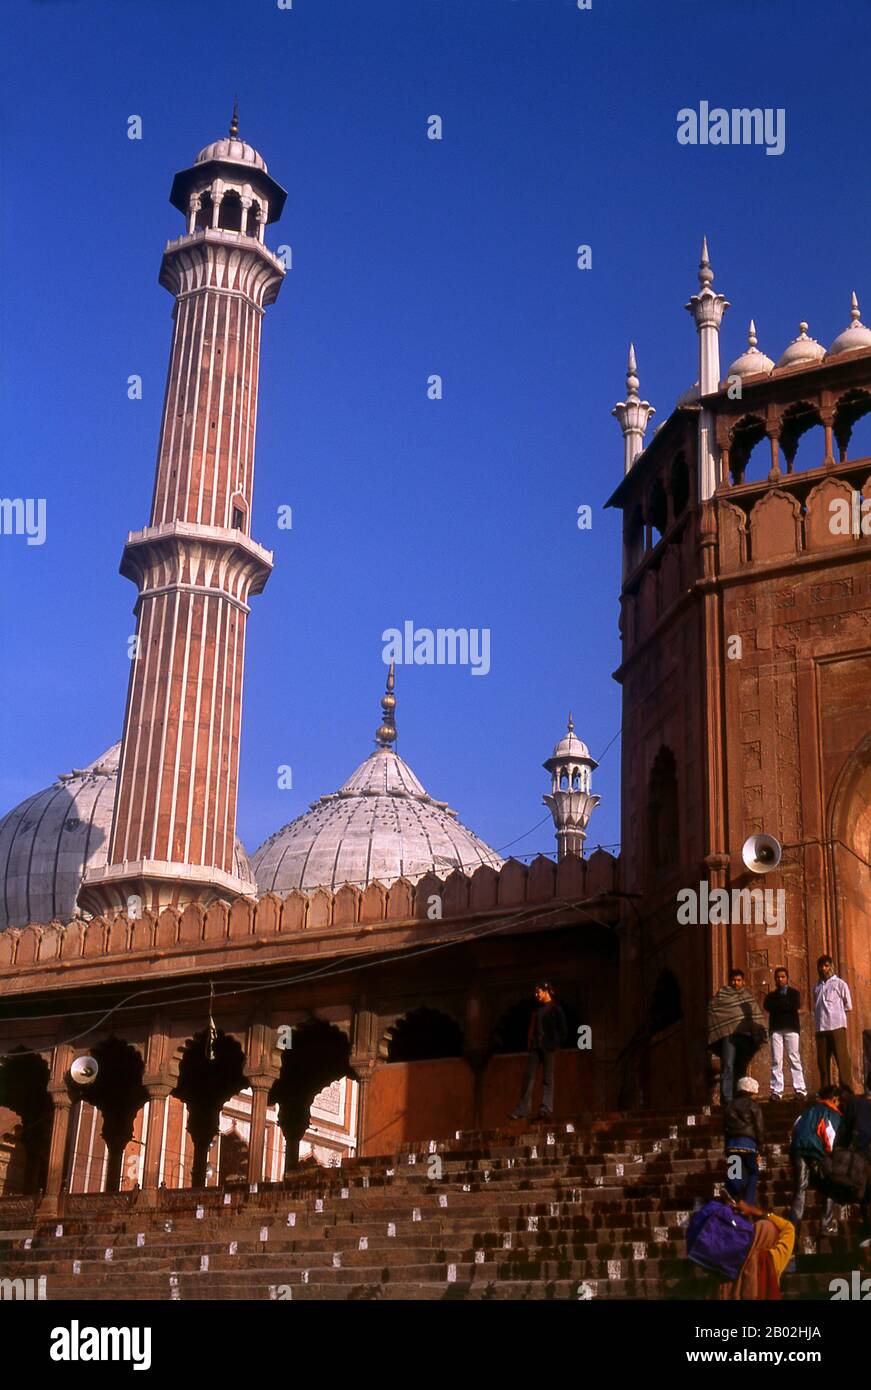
[0,743,256,930]
[828,293,871,357]
[195,137,267,172]
[550,727,591,762]
[727,321,774,380]
[252,744,503,894]
[776,322,826,370]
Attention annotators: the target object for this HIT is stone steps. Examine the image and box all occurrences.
[0,1107,858,1301]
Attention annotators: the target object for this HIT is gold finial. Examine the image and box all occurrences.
[229,98,239,140]
[375,662,397,746]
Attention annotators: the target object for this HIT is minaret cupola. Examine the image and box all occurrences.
[168,103,287,243]
[542,714,600,860]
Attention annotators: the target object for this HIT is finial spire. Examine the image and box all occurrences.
[613,343,655,476]
[229,98,239,140]
[685,235,729,501]
[748,320,757,348]
[567,711,574,734]
[375,662,397,747]
[851,290,861,323]
[698,234,714,289]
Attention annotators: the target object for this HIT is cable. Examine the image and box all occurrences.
[0,889,621,1053]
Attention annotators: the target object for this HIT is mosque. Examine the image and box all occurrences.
[0,117,869,1207]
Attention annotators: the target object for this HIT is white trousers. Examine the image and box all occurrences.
[770,1030,806,1096]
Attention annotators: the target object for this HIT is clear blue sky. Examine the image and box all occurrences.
[2,0,870,865]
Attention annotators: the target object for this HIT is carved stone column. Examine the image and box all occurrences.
[40,1086,73,1217]
[140,1080,172,1203]
[349,1058,376,1158]
[246,1076,272,1185]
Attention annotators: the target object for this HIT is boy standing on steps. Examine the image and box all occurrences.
[764,966,807,1101]
[509,982,567,1121]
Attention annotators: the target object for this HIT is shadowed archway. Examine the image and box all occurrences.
[174,1030,247,1189]
[0,1049,51,1194]
[270,1020,352,1175]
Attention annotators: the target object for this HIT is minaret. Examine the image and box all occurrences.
[80,114,287,916]
[542,715,600,860]
[612,343,655,476]
[685,236,729,500]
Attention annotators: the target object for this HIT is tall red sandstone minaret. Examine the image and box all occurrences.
[81,110,286,915]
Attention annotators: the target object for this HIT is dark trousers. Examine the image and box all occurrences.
[789,1154,834,1226]
[719,1033,754,1103]
[514,1047,555,1117]
[816,1028,852,1089]
[724,1145,759,1206]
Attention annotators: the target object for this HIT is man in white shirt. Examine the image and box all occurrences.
[813,955,853,1090]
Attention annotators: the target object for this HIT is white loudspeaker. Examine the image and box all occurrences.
[70,1055,99,1085]
[741,833,782,874]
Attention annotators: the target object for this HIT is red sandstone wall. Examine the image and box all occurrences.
[362,1051,596,1155]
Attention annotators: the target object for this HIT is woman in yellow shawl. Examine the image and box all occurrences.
[716,1199,795,1300]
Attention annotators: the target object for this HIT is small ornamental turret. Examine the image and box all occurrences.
[685,236,730,500]
[612,343,655,476]
[543,714,600,860]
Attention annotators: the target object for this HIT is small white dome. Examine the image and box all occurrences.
[776,322,826,370]
[727,321,774,380]
[551,731,591,761]
[195,137,267,173]
[547,715,593,763]
[827,293,871,357]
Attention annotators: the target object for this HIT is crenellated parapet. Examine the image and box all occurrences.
[0,850,621,976]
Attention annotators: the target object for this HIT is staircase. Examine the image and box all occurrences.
[0,1106,861,1300]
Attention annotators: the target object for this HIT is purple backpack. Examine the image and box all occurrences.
[686,1201,754,1281]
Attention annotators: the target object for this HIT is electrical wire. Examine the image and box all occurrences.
[0,889,620,1055]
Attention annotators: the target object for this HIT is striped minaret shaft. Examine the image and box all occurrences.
[81,125,286,915]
